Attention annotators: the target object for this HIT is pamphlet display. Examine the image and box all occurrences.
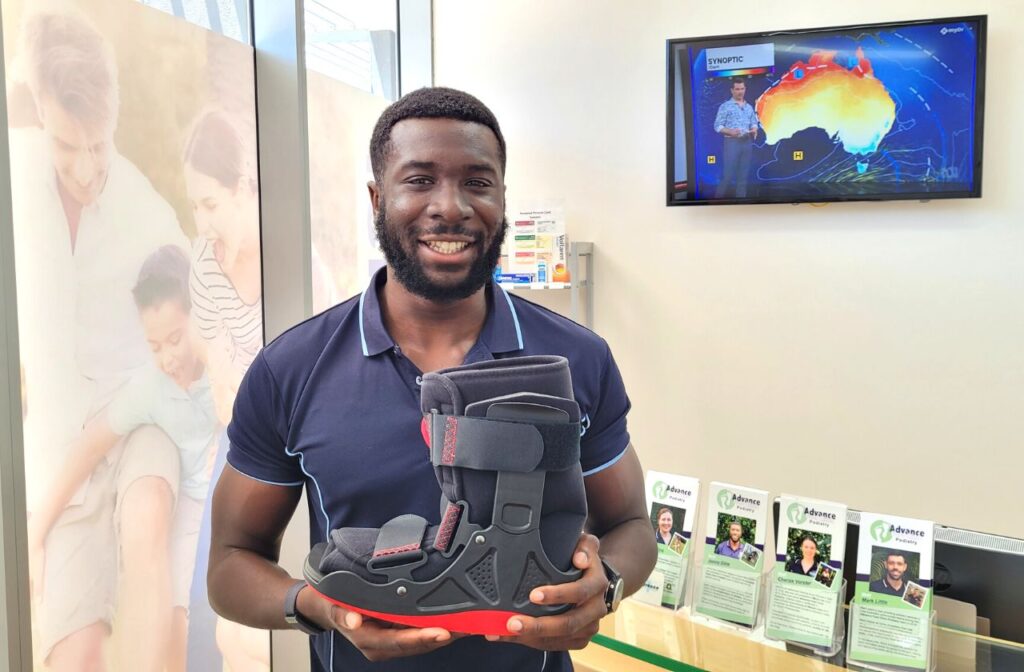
[848,513,936,671]
[693,482,769,627]
[643,471,700,609]
[764,495,848,653]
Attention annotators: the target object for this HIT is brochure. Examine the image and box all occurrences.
[849,513,935,670]
[643,471,700,609]
[694,482,769,626]
[764,495,848,648]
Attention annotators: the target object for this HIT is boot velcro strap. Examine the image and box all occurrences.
[371,514,427,564]
[433,501,463,553]
[428,414,580,472]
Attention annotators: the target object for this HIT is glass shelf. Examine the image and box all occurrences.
[572,599,1024,672]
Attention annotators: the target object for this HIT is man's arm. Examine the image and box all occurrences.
[583,444,657,594]
[714,103,729,134]
[209,465,460,662]
[489,444,656,650]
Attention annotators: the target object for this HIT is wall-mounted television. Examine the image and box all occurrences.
[667,16,986,206]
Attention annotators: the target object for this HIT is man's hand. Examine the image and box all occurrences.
[486,534,607,651]
[296,586,461,662]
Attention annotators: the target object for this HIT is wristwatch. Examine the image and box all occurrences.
[284,580,326,636]
[600,558,625,613]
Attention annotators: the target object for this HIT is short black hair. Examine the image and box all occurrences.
[885,551,908,563]
[369,87,506,182]
[731,79,746,88]
[132,245,191,312]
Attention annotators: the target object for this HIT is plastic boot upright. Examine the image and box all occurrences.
[303,355,587,635]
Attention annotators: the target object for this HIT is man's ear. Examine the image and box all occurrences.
[367,180,380,215]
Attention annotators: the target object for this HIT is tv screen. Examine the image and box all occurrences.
[667,16,986,206]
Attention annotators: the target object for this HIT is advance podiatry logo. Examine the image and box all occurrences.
[787,502,808,525]
[717,489,735,510]
[870,519,894,543]
[652,481,669,500]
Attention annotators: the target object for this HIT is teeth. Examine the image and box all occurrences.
[426,240,470,254]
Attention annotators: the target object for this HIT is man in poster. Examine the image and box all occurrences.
[715,521,745,558]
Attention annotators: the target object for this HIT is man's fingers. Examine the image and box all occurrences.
[508,595,607,640]
[530,559,606,606]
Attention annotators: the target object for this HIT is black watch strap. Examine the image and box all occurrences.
[284,581,325,636]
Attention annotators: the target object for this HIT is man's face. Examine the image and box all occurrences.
[37,96,114,207]
[885,555,907,582]
[729,524,742,542]
[371,118,507,303]
[140,300,199,390]
[731,83,746,101]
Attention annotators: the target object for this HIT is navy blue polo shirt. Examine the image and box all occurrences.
[227,268,632,672]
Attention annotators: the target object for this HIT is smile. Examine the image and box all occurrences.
[422,240,472,255]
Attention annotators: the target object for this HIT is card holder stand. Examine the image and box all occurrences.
[846,601,936,672]
[689,551,764,633]
[762,574,847,658]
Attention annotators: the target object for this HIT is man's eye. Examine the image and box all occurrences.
[466,179,491,188]
[407,177,433,185]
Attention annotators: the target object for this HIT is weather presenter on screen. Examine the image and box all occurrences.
[713,79,760,198]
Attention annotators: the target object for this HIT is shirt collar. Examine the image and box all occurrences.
[357,267,525,358]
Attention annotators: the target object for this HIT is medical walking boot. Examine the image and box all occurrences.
[303,355,587,635]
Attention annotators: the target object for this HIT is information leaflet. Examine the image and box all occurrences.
[644,471,700,608]
[764,495,848,648]
[849,512,935,670]
[694,482,769,626]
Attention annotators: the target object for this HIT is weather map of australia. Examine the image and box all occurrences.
[673,19,982,202]
[756,48,896,156]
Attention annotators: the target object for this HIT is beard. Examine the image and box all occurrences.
[374,202,508,303]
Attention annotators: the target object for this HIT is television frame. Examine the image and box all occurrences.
[665,15,988,207]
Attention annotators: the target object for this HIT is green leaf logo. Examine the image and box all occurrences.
[787,502,807,525]
[870,519,893,543]
[717,489,735,510]
[652,481,668,499]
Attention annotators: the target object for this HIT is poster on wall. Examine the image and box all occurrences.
[643,470,700,609]
[3,0,267,669]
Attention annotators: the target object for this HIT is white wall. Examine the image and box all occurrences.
[434,1,1024,538]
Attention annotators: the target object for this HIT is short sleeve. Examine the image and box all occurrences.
[226,351,304,486]
[579,343,632,476]
[106,374,155,437]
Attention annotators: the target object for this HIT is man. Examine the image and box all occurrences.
[713,79,759,199]
[715,521,745,558]
[208,87,657,671]
[870,551,911,597]
[11,10,188,671]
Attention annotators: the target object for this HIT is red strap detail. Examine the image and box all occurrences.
[372,542,421,558]
[420,416,431,449]
[433,502,462,552]
[442,416,458,465]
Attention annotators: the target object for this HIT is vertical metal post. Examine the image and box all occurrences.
[252,0,313,342]
[0,7,32,672]
[397,0,432,95]
[251,1,313,669]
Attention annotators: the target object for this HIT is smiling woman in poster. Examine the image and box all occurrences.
[786,535,821,576]
[655,507,679,545]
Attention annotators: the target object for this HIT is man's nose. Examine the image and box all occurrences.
[429,180,472,222]
[72,151,96,186]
